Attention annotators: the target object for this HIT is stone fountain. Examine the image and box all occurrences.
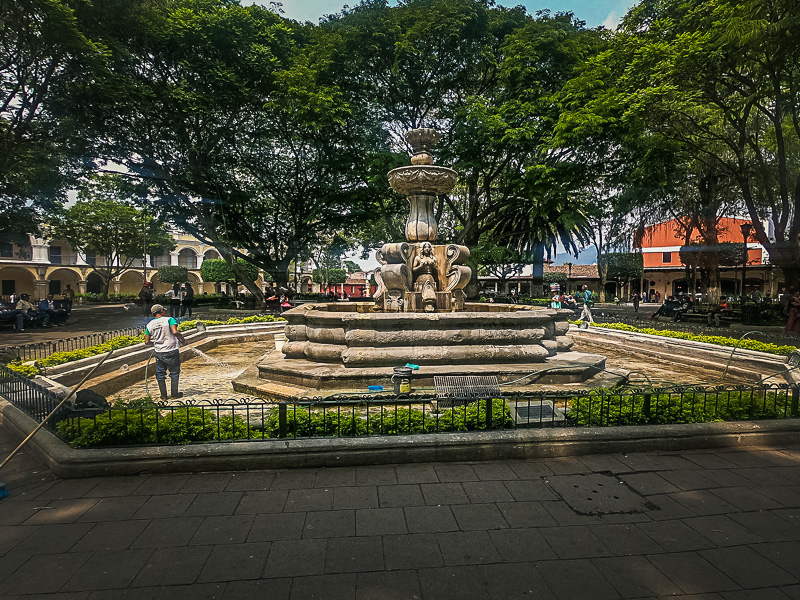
[236,129,614,398]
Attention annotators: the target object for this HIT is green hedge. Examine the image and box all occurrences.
[57,399,514,447]
[567,389,792,426]
[581,321,797,356]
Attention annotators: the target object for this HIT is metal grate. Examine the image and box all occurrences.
[513,400,566,425]
[434,375,501,407]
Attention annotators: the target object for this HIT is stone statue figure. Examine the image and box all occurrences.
[413,241,438,311]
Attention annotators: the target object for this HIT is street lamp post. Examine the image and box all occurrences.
[740,222,753,309]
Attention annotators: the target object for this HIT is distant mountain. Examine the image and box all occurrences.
[550,246,597,266]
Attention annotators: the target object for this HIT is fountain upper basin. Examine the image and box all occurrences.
[387,165,458,196]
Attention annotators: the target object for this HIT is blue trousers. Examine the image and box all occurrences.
[154,350,181,381]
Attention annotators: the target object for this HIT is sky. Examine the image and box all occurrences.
[255,0,638,29]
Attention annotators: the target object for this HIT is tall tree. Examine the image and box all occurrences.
[53,175,175,299]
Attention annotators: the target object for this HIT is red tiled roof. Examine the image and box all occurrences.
[544,264,599,278]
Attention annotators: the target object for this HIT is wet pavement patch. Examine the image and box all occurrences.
[543,472,657,515]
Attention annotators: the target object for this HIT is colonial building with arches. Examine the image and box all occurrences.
[0,231,234,301]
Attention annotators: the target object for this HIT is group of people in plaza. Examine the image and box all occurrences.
[0,285,74,332]
[137,281,194,318]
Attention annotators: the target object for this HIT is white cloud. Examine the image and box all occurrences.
[603,10,621,30]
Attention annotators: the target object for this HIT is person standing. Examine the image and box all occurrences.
[145,304,186,399]
[62,284,75,313]
[181,282,194,317]
[138,282,154,316]
[580,286,594,323]
[632,292,641,313]
[168,283,182,318]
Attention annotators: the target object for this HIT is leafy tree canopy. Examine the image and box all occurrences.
[200,258,259,284]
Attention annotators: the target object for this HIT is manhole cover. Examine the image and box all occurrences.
[544,472,655,515]
[513,401,565,424]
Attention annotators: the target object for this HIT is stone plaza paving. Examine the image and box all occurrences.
[2,432,800,599]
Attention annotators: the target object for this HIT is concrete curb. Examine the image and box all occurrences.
[3,397,799,478]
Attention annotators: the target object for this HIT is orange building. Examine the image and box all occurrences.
[634,217,780,301]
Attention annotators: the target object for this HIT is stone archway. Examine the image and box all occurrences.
[0,266,36,299]
[86,272,104,295]
[178,248,198,269]
[119,270,145,295]
[46,267,82,297]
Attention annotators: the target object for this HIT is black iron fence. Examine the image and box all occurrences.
[0,365,61,421]
[4,384,792,448]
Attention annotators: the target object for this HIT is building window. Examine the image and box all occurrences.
[0,242,12,258]
[49,280,62,295]
[662,252,672,263]
[2,280,14,296]
[178,248,197,269]
[49,245,62,264]
[85,253,97,266]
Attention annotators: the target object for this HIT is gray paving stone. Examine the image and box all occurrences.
[383,533,443,570]
[779,585,800,599]
[155,582,226,600]
[684,452,743,470]
[131,474,191,496]
[324,536,384,573]
[88,587,161,599]
[701,469,760,488]
[535,557,620,600]
[751,541,800,579]
[179,473,234,494]
[354,465,397,486]
[759,485,800,507]
[540,500,603,525]
[62,548,154,591]
[637,520,714,552]
[220,579,292,600]
[540,525,612,559]
[461,481,514,503]
[32,479,100,501]
[417,565,490,600]
[621,472,681,495]
[478,562,556,600]
[0,553,93,595]
[587,522,664,555]
[333,486,378,510]
[488,528,557,562]
[263,539,326,578]
[496,501,558,528]
[378,484,425,507]
[420,483,469,505]
[730,511,800,542]
[270,470,316,490]
[303,510,355,538]
[542,457,589,475]
[131,517,203,548]
[404,505,459,533]
[503,479,557,502]
[451,503,509,531]
[0,525,40,558]
[710,486,783,511]
[77,496,148,522]
[190,515,255,545]
[184,492,244,517]
[507,460,554,480]
[433,463,479,483]
[647,551,739,595]
[313,467,356,488]
[131,494,197,519]
[284,488,334,512]
[395,464,439,484]
[575,454,631,474]
[591,555,682,598]
[645,493,699,520]
[721,589,794,600]
[769,466,800,485]
[670,490,741,516]
[131,545,213,587]
[736,468,792,487]
[234,490,287,514]
[12,522,94,555]
[72,520,150,552]
[86,475,144,498]
[355,507,407,536]
[23,498,98,525]
[223,470,275,492]
[701,546,797,589]
[659,469,721,491]
[719,451,775,468]
[0,550,31,583]
[0,501,48,526]
[196,541,271,583]
[291,573,356,600]
[356,570,421,600]
[248,512,306,542]
[683,515,764,546]
[471,462,518,481]
[437,531,501,566]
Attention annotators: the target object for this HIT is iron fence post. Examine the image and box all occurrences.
[644,393,652,421]
[278,403,287,438]
[485,398,493,429]
[792,388,799,418]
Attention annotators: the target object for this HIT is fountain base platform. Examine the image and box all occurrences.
[233,351,624,400]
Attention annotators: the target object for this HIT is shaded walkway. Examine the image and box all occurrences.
[1,430,800,599]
